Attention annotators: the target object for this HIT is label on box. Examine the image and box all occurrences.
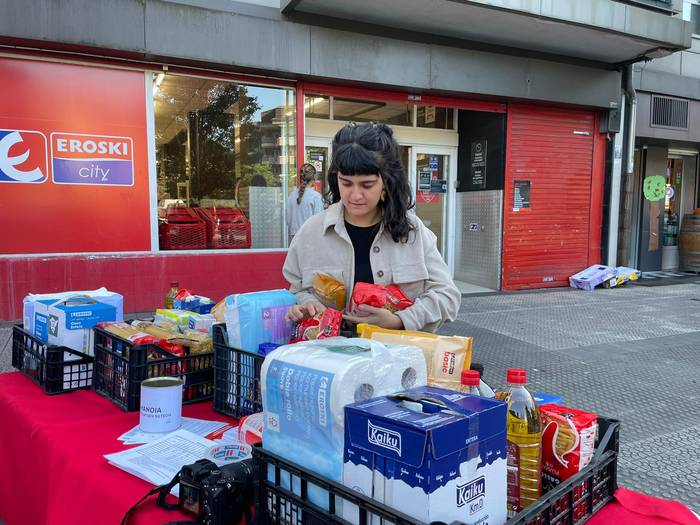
[264,360,334,441]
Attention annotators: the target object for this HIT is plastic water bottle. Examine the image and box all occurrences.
[460,369,481,395]
[504,368,542,517]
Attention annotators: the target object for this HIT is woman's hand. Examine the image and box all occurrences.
[343,304,404,330]
[286,300,326,322]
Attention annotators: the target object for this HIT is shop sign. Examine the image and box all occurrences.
[419,168,432,191]
[417,190,440,204]
[51,133,134,186]
[513,180,530,211]
[429,156,439,170]
[0,129,134,186]
[469,139,487,190]
[0,129,48,183]
[430,179,447,194]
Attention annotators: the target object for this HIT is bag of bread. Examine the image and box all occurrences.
[540,404,598,492]
[312,273,346,310]
[358,324,471,390]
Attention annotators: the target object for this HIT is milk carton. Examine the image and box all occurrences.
[34,296,118,355]
[343,386,507,525]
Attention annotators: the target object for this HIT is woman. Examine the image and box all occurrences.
[286,162,324,238]
[284,122,461,332]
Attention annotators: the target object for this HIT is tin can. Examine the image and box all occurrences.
[139,377,183,432]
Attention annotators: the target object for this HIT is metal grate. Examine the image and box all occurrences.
[651,95,689,130]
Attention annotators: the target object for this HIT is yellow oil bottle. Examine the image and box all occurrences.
[503,368,542,517]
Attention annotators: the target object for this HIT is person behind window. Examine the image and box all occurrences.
[286,163,324,238]
[283,122,461,332]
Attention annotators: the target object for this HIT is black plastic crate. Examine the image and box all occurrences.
[509,417,620,525]
[92,327,214,412]
[11,325,94,395]
[253,417,620,525]
[213,323,264,419]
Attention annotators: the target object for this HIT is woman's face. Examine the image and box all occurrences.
[337,172,384,223]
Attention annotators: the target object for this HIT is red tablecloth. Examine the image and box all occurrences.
[0,371,238,525]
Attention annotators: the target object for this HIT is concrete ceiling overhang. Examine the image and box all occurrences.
[282,0,692,66]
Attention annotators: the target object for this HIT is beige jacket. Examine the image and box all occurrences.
[283,202,461,332]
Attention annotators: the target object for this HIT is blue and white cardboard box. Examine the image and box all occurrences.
[343,386,507,525]
[33,297,118,356]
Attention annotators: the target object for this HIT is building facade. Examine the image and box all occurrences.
[616,1,700,273]
[0,0,691,320]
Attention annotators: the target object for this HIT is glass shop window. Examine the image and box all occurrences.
[154,73,296,250]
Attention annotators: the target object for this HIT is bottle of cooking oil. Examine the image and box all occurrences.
[460,369,482,395]
[164,281,179,309]
[503,368,542,517]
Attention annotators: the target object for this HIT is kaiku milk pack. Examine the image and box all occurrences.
[343,386,507,525]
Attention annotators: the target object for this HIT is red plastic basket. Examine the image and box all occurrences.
[159,207,207,250]
[195,207,252,249]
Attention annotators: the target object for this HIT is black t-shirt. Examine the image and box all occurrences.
[345,221,380,286]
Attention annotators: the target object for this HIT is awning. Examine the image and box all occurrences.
[282,0,692,66]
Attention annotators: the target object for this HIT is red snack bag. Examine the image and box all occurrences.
[291,308,342,343]
[350,282,414,313]
[540,404,598,492]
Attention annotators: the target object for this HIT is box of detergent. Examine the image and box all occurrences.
[343,386,507,525]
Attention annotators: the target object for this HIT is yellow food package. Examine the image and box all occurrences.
[312,273,346,311]
[212,298,227,323]
[359,324,472,390]
[131,320,181,341]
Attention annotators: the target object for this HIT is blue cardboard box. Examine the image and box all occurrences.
[343,386,508,525]
[34,296,118,355]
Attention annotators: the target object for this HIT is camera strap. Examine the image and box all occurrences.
[120,470,198,525]
[120,470,252,525]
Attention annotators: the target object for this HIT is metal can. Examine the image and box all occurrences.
[139,376,183,433]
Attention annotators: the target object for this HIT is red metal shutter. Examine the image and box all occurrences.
[502,105,602,290]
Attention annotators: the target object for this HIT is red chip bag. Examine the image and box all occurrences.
[350,283,414,313]
[540,404,598,492]
[291,308,342,343]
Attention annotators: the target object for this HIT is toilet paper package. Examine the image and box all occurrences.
[261,338,427,508]
[344,386,508,525]
[223,290,296,353]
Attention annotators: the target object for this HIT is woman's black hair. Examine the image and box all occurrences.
[327,122,415,243]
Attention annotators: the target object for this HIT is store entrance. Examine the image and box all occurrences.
[307,139,456,267]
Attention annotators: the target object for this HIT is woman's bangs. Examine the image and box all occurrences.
[332,144,380,177]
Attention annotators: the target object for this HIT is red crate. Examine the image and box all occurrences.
[195,207,252,249]
[159,207,207,250]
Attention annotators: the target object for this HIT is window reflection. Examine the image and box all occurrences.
[333,98,413,126]
[154,74,296,250]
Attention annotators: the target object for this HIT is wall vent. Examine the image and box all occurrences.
[650,95,689,130]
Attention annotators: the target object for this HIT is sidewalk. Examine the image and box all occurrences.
[441,282,700,511]
[2,282,699,510]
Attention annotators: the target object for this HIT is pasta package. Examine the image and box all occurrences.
[358,324,472,389]
[313,273,346,310]
[350,283,413,313]
[100,322,154,346]
[540,404,598,492]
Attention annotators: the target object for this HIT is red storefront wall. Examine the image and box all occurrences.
[502,105,606,290]
[0,252,288,320]
[0,57,289,320]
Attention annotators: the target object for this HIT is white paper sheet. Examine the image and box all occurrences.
[118,417,233,445]
[105,429,217,496]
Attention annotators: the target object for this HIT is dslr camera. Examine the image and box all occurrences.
[178,458,254,525]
